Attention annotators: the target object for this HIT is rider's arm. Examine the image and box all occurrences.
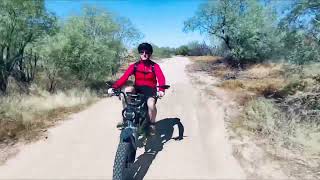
[154,64,166,92]
[112,64,134,89]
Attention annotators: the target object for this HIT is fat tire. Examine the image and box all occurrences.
[112,142,132,180]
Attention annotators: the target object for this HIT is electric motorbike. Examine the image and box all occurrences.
[111,85,170,180]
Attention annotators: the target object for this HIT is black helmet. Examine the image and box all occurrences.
[138,43,153,54]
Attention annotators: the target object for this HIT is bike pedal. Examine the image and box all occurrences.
[116,122,124,129]
[116,125,124,130]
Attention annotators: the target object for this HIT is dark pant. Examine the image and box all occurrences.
[134,85,157,101]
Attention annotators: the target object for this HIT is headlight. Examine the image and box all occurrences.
[122,108,136,120]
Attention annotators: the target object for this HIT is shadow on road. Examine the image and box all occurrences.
[126,117,184,180]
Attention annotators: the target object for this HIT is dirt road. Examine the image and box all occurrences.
[0,57,245,179]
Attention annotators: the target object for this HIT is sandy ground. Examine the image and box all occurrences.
[0,57,245,179]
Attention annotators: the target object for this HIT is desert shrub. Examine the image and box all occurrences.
[152,44,175,58]
[186,41,213,56]
[312,74,320,83]
[279,80,308,96]
[281,84,320,125]
[237,97,320,152]
[240,98,282,135]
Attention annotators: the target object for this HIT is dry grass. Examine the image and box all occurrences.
[189,57,287,97]
[231,100,318,166]
[227,64,320,148]
[185,56,320,179]
[218,79,244,91]
[233,97,320,154]
[186,61,214,72]
[243,78,285,94]
[215,63,299,106]
[189,55,223,63]
[229,64,320,179]
[240,63,284,79]
[187,56,234,79]
[188,56,320,178]
[0,88,98,143]
[218,78,285,96]
[213,68,234,78]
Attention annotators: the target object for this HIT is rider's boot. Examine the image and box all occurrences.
[149,122,156,136]
[116,121,124,129]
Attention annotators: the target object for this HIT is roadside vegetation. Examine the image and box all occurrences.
[184,0,320,178]
[0,1,144,144]
[0,88,98,143]
[130,44,176,59]
[0,0,176,146]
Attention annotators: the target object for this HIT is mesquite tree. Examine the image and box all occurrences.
[0,0,56,93]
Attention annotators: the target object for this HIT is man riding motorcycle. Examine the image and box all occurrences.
[108,43,166,135]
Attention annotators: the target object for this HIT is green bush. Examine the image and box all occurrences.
[187,41,212,56]
[152,44,175,58]
[184,0,283,63]
[175,45,189,56]
[36,6,142,92]
[283,31,320,66]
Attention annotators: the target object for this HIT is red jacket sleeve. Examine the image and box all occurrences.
[112,64,134,89]
[154,64,166,92]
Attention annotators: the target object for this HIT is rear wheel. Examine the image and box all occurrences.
[113,142,135,180]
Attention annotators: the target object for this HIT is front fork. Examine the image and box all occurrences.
[120,121,138,150]
[120,121,138,164]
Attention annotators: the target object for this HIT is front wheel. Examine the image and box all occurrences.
[112,142,135,180]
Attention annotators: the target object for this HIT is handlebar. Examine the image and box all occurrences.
[110,85,170,104]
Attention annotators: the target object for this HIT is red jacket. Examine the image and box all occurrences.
[112,60,166,92]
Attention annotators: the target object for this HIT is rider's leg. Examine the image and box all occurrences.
[147,97,157,123]
[117,86,135,128]
[121,86,135,108]
[125,86,135,93]
[147,97,157,134]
